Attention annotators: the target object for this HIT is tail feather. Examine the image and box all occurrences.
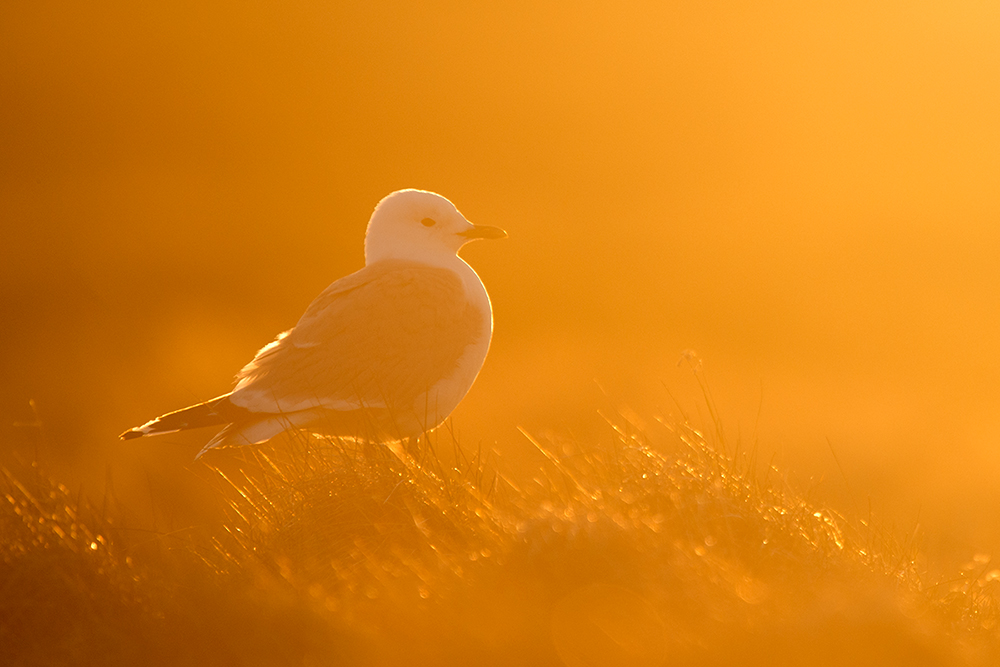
[197,418,287,459]
[120,394,241,440]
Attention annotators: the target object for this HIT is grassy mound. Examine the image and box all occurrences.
[3,415,999,666]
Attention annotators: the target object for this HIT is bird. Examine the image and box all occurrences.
[120,189,506,458]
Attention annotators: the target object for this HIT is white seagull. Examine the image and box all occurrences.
[121,189,506,458]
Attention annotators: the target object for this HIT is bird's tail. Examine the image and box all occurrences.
[120,394,235,440]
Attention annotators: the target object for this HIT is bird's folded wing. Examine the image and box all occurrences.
[229,259,486,415]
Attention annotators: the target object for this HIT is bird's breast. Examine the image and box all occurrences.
[410,259,493,430]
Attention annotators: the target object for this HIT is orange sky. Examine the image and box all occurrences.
[2,1,999,563]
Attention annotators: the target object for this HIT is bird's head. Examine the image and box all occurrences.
[364,189,506,265]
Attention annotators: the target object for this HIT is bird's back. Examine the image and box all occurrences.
[228,258,491,438]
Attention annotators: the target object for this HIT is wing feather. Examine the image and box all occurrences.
[229,259,485,416]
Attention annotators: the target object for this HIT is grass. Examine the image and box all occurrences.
[3,405,1000,666]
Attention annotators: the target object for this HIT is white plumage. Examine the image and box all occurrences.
[121,189,506,457]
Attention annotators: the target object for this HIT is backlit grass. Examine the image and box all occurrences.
[3,410,1000,666]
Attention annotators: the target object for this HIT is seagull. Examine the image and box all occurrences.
[121,189,506,458]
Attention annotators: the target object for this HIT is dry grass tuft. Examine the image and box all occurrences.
[3,411,1000,666]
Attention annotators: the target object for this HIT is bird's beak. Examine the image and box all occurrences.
[458,224,508,240]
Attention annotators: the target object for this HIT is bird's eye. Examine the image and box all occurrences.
[421,217,436,227]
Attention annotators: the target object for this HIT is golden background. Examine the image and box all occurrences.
[2,1,999,566]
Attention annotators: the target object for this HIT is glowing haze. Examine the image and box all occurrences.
[1,2,999,561]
